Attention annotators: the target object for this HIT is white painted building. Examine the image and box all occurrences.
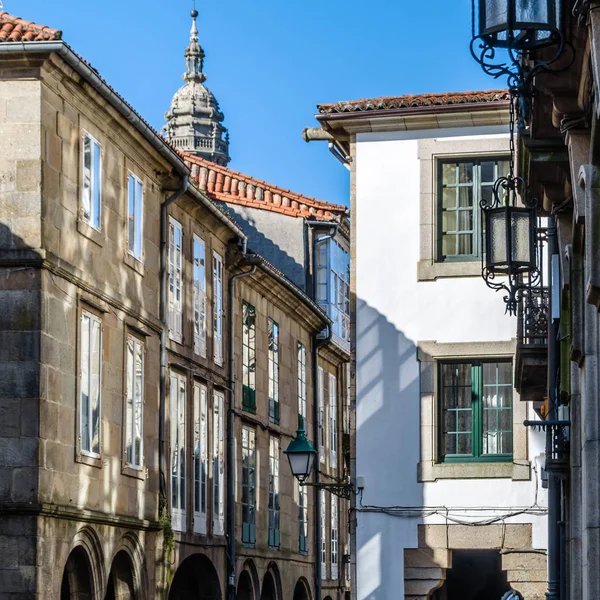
[308,91,548,600]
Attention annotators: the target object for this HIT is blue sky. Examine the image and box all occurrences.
[10,0,500,206]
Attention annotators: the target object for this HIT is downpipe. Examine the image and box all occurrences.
[227,254,262,600]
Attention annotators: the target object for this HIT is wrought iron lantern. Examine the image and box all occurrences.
[470,0,566,119]
[481,175,538,315]
[284,429,317,484]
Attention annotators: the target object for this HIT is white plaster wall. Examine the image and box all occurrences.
[354,127,548,600]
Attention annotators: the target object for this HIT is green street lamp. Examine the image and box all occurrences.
[284,429,317,484]
[284,429,354,499]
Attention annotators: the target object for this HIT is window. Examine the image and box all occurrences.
[297,342,307,429]
[329,373,338,469]
[242,302,256,413]
[127,173,143,260]
[170,372,186,531]
[213,252,224,365]
[331,494,339,580]
[298,482,308,553]
[213,391,225,534]
[193,383,208,534]
[242,427,256,545]
[80,311,102,456]
[320,491,327,579]
[439,158,509,260]
[193,235,207,357]
[125,335,144,468]
[316,238,350,346]
[318,367,325,463]
[439,360,513,462]
[82,132,102,230]
[168,217,183,342]
[268,318,280,424]
[268,437,280,548]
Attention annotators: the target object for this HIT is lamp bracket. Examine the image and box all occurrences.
[301,482,355,500]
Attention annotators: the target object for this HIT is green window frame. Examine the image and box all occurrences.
[439,360,513,463]
[268,318,280,424]
[241,426,256,545]
[242,301,256,413]
[438,157,509,261]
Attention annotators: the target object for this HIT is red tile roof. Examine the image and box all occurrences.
[318,90,510,115]
[0,12,62,42]
[183,152,348,220]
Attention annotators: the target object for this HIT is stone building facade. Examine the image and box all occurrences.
[0,10,350,600]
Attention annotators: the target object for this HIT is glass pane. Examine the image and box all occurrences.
[457,234,473,255]
[458,187,473,208]
[442,211,456,233]
[442,162,456,184]
[481,185,493,206]
[445,433,457,455]
[497,362,512,385]
[82,136,92,221]
[442,234,455,256]
[480,161,495,183]
[484,0,508,30]
[498,160,510,177]
[442,187,456,208]
[516,0,548,26]
[128,176,135,253]
[458,410,471,432]
[457,433,472,455]
[489,211,508,265]
[511,210,532,264]
[457,210,473,232]
[126,339,134,463]
[459,162,473,183]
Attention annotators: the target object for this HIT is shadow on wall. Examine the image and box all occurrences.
[215,201,307,291]
[355,297,424,600]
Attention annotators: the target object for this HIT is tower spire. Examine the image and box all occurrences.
[184,8,206,83]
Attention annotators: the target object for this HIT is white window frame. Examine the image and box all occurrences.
[80,311,102,457]
[81,131,102,230]
[170,371,186,532]
[168,217,184,343]
[213,252,224,365]
[268,436,280,548]
[193,235,207,358]
[320,490,327,579]
[329,373,338,469]
[298,482,308,553]
[125,334,144,469]
[331,494,339,580]
[193,382,208,534]
[298,342,307,430]
[127,172,144,261]
[213,391,225,535]
[318,367,325,463]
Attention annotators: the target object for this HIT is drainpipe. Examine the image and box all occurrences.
[546,217,561,600]
[309,221,338,600]
[159,176,189,502]
[227,254,262,600]
[302,127,351,170]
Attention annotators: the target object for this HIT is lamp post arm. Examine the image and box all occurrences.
[301,482,356,501]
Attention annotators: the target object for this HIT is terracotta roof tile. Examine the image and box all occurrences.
[0,12,62,42]
[318,89,510,114]
[183,151,348,221]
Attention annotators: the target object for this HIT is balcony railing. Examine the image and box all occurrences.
[524,419,570,475]
[517,286,549,345]
[515,286,549,402]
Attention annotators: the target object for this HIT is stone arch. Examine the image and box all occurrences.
[259,563,282,600]
[61,526,106,599]
[168,553,221,600]
[293,578,312,600]
[105,551,135,599]
[108,532,148,599]
[237,559,259,600]
[61,545,95,600]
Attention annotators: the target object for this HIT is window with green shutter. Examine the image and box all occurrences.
[439,360,513,462]
[241,427,256,545]
[242,302,256,413]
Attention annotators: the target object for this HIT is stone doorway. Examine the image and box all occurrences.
[60,546,94,600]
[105,551,136,599]
[430,550,511,600]
[292,579,310,600]
[168,554,221,600]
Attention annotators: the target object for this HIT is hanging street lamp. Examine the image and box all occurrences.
[470,0,567,124]
[284,429,355,499]
[480,170,539,315]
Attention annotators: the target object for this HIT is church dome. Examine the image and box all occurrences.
[164,10,230,166]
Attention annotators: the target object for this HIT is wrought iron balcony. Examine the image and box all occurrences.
[524,419,570,475]
[515,287,549,402]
